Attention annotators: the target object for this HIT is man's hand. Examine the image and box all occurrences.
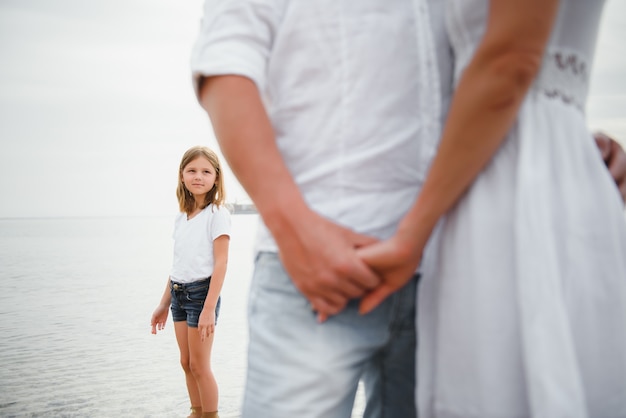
[273,211,381,318]
[595,131,626,203]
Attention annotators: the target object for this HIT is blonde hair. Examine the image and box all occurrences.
[176,146,226,214]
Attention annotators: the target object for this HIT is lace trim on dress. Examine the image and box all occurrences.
[534,49,589,111]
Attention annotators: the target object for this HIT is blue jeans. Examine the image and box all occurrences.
[242,252,417,418]
[170,278,221,327]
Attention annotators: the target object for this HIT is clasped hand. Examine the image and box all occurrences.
[274,211,423,320]
[283,133,626,320]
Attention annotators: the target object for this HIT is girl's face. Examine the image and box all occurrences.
[182,156,217,200]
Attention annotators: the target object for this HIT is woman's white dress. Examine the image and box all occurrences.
[418,1,626,417]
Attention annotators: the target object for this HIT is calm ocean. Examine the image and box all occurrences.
[0,215,365,418]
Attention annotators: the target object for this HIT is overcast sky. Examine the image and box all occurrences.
[1,0,625,218]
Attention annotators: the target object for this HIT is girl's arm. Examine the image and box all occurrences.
[198,234,230,341]
[359,0,560,313]
[151,277,172,334]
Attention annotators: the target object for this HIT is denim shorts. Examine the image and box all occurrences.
[170,277,221,328]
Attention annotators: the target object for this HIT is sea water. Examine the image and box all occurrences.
[0,215,365,417]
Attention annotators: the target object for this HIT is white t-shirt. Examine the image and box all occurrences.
[190,0,452,252]
[170,204,231,283]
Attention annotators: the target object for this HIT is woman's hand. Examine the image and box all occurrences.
[594,131,626,203]
[198,308,216,342]
[150,304,169,334]
[274,211,382,318]
[357,235,424,314]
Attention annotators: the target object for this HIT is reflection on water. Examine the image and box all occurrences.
[0,216,365,417]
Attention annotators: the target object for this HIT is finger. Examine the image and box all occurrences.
[342,256,382,290]
[311,296,347,318]
[608,157,626,188]
[336,276,372,299]
[607,140,626,203]
[359,286,394,315]
[308,283,349,307]
[151,323,157,334]
[310,257,379,295]
[594,131,612,161]
[349,230,379,248]
[608,140,626,178]
[317,312,328,323]
[357,242,396,269]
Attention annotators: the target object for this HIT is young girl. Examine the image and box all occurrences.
[151,145,231,418]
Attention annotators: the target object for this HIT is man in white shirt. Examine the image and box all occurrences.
[190,1,626,417]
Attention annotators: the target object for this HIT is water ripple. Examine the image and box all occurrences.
[0,216,365,417]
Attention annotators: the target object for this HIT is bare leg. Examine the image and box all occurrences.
[188,328,219,413]
[174,321,202,416]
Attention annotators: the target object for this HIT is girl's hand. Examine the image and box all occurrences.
[150,304,169,334]
[198,308,216,342]
[357,235,423,314]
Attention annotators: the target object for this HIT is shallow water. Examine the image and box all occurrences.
[0,215,365,417]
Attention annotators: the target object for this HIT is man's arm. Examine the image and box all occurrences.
[199,75,380,316]
[594,132,626,203]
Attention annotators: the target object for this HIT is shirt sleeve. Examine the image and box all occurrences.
[210,205,232,240]
[172,212,185,240]
[190,0,284,98]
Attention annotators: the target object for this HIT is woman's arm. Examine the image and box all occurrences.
[404,0,560,244]
[359,0,560,313]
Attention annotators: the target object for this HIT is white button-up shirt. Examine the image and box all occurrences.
[191,0,452,252]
